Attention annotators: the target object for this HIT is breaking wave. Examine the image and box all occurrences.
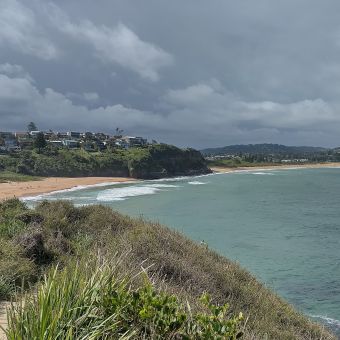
[188,181,207,185]
[97,184,179,202]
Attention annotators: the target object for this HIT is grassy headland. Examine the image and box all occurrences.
[0,199,335,339]
[0,144,210,179]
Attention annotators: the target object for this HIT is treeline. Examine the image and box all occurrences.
[0,144,210,179]
[201,143,340,164]
[201,143,327,156]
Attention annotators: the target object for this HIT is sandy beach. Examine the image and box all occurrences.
[210,162,340,173]
[0,177,135,201]
[1,163,340,201]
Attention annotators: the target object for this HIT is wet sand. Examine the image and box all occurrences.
[0,177,136,201]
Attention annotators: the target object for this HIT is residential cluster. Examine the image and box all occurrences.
[0,129,149,153]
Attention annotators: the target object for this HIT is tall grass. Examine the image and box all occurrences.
[5,259,243,339]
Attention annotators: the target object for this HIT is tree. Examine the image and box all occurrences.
[34,132,47,153]
[27,122,38,132]
[114,127,124,138]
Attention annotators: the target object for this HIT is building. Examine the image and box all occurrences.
[15,132,28,139]
[0,146,7,154]
[18,139,34,149]
[63,140,79,149]
[94,132,110,140]
[43,131,54,140]
[67,131,82,139]
[83,132,94,140]
[57,132,69,139]
[115,139,129,149]
[49,140,64,148]
[122,136,147,147]
[81,141,96,152]
[29,130,41,137]
[0,132,15,139]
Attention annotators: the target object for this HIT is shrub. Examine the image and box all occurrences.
[0,239,36,299]
[5,260,243,339]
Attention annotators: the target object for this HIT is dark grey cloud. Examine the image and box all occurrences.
[1,0,340,148]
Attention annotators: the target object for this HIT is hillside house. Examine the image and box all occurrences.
[67,131,82,139]
[63,140,79,149]
[49,141,63,148]
[29,131,41,137]
[122,136,147,147]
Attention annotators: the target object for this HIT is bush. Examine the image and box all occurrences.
[5,260,243,339]
[0,239,36,299]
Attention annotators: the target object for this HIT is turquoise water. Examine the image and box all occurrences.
[25,168,340,334]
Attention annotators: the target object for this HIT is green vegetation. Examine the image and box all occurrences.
[33,132,47,153]
[0,144,210,179]
[202,143,340,164]
[6,262,243,339]
[0,199,334,339]
[0,171,42,183]
[207,159,278,168]
[201,143,327,157]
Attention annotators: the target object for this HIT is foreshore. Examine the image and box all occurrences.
[1,163,340,201]
[0,177,136,201]
[210,162,340,173]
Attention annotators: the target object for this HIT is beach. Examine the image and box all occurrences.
[0,177,135,201]
[1,163,340,201]
[210,162,340,173]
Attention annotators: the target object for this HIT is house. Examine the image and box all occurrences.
[7,145,21,152]
[95,141,106,151]
[43,131,54,140]
[81,142,96,152]
[0,146,8,154]
[15,132,28,139]
[0,132,15,139]
[4,138,21,152]
[67,131,82,139]
[83,132,94,140]
[115,139,129,149]
[18,138,34,149]
[94,132,110,140]
[29,130,41,137]
[57,132,69,139]
[122,136,147,147]
[49,140,64,148]
[63,140,79,149]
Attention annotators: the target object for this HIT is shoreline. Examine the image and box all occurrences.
[0,177,136,201]
[1,162,340,201]
[210,162,340,173]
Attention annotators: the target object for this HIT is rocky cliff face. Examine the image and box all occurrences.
[128,145,211,179]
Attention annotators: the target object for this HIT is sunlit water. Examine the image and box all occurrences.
[24,168,340,335]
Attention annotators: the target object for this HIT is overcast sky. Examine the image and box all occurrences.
[1,0,340,148]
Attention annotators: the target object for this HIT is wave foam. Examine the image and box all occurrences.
[97,184,179,202]
[188,181,207,185]
[252,172,274,175]
[21,181,131,202]
[310,314,340,328]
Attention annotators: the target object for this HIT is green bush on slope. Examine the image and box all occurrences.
[6,261,243,339]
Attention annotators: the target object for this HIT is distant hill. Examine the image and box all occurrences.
[201,143,327,156]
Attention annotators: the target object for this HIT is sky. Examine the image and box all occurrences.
[1,0,340,148]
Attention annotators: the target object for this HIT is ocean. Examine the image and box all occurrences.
[24,167,340,335]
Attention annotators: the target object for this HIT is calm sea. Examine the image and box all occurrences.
[24,168,340,335]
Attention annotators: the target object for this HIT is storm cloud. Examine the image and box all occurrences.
[1,0,340,148]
